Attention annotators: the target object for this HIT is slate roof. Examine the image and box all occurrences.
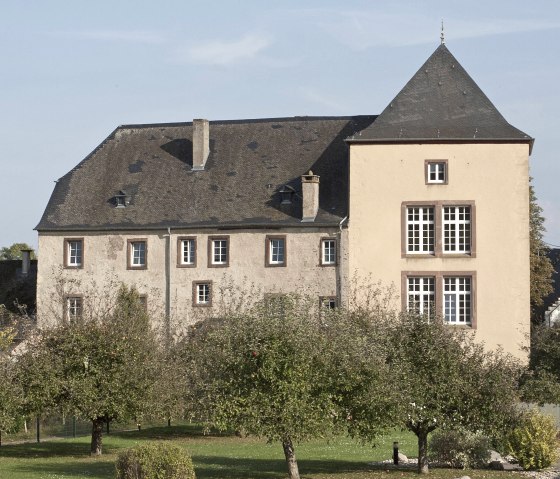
[349,44,533,147]
[37,44,533,232]
[36,116,375,231]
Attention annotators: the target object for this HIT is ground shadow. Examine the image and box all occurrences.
[8,460,115,479]
[192,456,375,479]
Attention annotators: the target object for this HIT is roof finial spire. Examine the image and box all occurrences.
[440,19,445,45]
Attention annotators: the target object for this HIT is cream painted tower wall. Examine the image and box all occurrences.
[347,142,530,361]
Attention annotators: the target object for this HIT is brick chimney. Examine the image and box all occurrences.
[21,249,32,276]
[301,170,320,222]
[192,119,209,171]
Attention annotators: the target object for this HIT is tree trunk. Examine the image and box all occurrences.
[90,418,104,456]
[417,431,429,474]
[282,437,300,479]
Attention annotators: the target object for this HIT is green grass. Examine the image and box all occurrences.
[0,425,523,479]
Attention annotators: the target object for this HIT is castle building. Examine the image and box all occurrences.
[36,44,532,359]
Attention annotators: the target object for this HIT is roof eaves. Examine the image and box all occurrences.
[36,221,345,233]
[345,136,535,154]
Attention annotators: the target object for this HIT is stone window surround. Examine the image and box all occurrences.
[425,159,448,185]
[127,239,148,270]
[319,296,337,310]
[401,200,476,258]
[63,237,84,269]
[64,294,83,322]
[192,280,212,307]
[400,270,477,329]
[265,235,287,267]
[320,237,337,266]
[177,236,197,268]
[208,236,230,268]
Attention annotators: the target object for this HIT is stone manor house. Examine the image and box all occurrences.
[36,43,533,360]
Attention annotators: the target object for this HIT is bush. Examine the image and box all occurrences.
[428,429,491,469]
[115,442,195,479]
[507,409,559,470]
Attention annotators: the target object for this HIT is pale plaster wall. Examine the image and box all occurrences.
[37,228,339,330]
[348,142,530,361]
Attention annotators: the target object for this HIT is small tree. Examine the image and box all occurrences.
[183,295,343,479]
[0,243,36,260]
[388,314,521,474]
[0,324,22,445]
[521,323,560,404]
[529,182,554,322]
[19,286,159,455]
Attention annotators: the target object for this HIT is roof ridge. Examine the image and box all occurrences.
[116,115,376,131]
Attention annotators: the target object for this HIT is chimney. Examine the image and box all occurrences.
[301,170,320,222]
[192,119,209,171]
[21,249,32,276]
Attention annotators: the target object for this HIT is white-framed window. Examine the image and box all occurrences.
[194,282,212,306]
[407,277,435,319]
[65,239,83,268]
[66,296,83,322]
[180,238,196,266]
[427,161,446,184]
[270,239,285,264]
[407,206,434,254]
[443,206,471,253]
[321,239,336,265]
[444,277,471,325]
[266,236,286,266]
[320,296,337,310]
[128,240,147,269]
[209,237,229,267]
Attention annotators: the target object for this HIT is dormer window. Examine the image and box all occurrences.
[279,185,295,205]
[114,190,128,208]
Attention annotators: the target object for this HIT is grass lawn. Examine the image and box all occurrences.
[0,425,524,479]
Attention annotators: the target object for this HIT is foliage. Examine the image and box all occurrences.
[0,316,17,354]
[387,313,522,473]
[507,409,559,470]
[428,429,491,469]
[529,183,554,322]
[521,323,560,404]
[0,359,23,442]
[323,301,403,442]
[147,343,189,425]
[0,243,36,260]
[115,442,196,479]
[17,285,159,455]
[181,293,393,479]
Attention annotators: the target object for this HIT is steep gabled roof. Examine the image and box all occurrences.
[349,44,533,148]
[36,116,375,231]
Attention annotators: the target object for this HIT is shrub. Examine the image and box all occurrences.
[115,442,195,479]
[507,409,559,470]
[428,429,491,469]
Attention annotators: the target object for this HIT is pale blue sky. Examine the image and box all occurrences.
[1,1,560,250]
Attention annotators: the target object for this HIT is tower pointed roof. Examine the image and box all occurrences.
[350,44,532,148]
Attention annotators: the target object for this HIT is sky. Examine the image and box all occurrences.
[1,0,560,250]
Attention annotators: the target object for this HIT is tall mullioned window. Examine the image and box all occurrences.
[444,277,471,325]
[407,277,435,319]
[407,206,435,254]
[443,206,471,253]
